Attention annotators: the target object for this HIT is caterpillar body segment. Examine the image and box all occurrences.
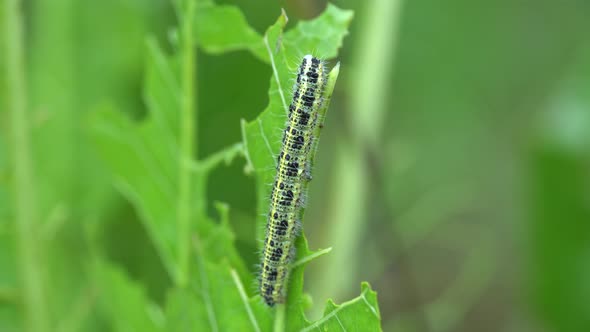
[259,55,327,306]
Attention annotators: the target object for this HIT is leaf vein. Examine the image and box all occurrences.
[361,291,379,319]
[300,289,371,332]
[257,118,274,157]
[335,315,346,332]
[263,34,288,114]
[230,269,261,332]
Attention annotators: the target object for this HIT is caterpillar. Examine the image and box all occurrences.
[259,55,328,306]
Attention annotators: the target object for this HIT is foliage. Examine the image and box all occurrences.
[3,0,590,331]
[76,0,375,331]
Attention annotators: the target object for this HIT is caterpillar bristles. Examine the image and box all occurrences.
[259,55,328,306]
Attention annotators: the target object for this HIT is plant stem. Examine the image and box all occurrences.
[351,0,403,146]
[273,303,286,332]
[176,0,197,287]
[4,0,50,331]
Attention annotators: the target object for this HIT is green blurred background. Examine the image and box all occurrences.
[2,0,590,331]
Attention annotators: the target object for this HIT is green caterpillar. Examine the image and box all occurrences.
[259,55,328,306]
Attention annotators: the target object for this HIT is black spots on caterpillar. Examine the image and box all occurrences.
[259,54,328,306]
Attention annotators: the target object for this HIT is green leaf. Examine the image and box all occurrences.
[90,109,249,289]
[283,4,354,60]
[144,38,181,142]
[95,262,164,332]
[195,204,253,288]
[301,283,382,332]
[165,259,272,332]
[241,9,289,246]
[193,2,353,63]
[90,104,180,281]
[90,30,250,287]
[194,0,265,59]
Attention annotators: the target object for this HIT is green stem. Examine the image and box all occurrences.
[273,304,286,332]
[4,0,50,331]
[176,0,197,287]
[351,0,404,146]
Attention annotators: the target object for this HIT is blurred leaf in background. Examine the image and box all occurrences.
[3,0,590,331]
[528,43,590,332]
[1,0,175,331]
[305,0,590,331]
